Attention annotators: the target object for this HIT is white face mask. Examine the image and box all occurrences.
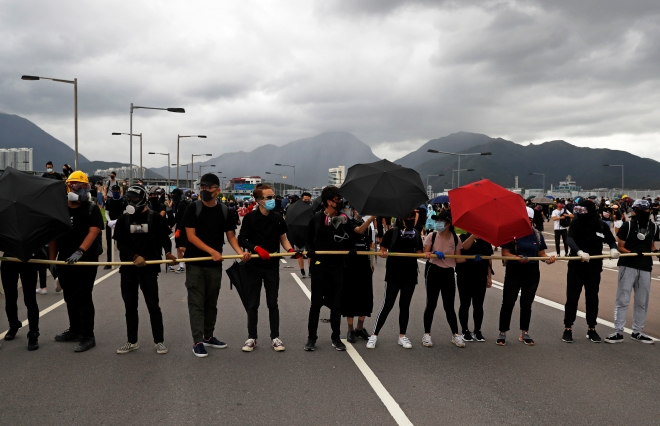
[125,205,136,215]
[67,190,88,202]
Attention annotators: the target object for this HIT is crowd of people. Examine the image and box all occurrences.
[1,167,658,356]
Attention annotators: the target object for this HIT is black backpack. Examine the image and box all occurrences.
[559,209,572,228]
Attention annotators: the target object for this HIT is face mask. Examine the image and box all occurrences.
[334,200,344,211]
[172,195,182,203]
[436,221,446,232]
[110,176,116,180]
[112,191,121,200]
[67,189,88,202]
[262,199,276,211]
[126,204,136,214]
[636,211,650,224]
[149,198,160,206]
[342,207,352,216]
[47,168,53,173]
[200,190,214,202]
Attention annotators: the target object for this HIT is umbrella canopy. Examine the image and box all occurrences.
[430,195,449,204]
[311,195,323,212]
[449,179,532,247]
[531,197,553,205]
[87,175,106,183]
[0,167,73,261]
[285,199,314,248]
[544,195,554,199]
[225,261,250,310]
[340,159,428,219]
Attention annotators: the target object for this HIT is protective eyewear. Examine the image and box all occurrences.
[400,229,417,239]
[573,206,588,214]
[67,182,89,191]
[199,184,219,191]
[259,195,275,200]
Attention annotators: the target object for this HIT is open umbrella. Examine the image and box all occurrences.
[225,261,250,310]
[87,175,106,183]
[285,199,314,248]
[531,197,553,205]
[340,159,428,218]
[0,167,72,261]
[449,179,532,247]
[430,195,449,204]
[311,195,323,212]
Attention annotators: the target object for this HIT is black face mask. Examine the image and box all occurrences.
[172,195,181,203]
[333,200,344,211]
[636,211,651,224]
[200,190,214,202]
[149,198,159,206]
[404,219,415,229]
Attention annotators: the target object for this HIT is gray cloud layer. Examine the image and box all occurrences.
[1,0,658,168]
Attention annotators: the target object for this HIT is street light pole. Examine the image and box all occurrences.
[603,164,624,191]
[150,152,170,191]
[451,169,474,189]
[191,154,212,188]
[427,149,492,187]
[112,132,142,182]
[275,163,296,192]
[177,135,207,187]
[199,164,216,178]
[529,172,545,195]
[22,75,79,169]
[426,174,445,195]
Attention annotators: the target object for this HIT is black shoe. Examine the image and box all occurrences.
[355,328,371,340]
[103,265,112,270]
[4,326,20,341]
[473,331,485,342]
[604,332,624,344]
[462,330,473,342]
[332,339,346,351]
[587,329,601,343]
[347,331,357,343]
[74,337,96,352]
[301,269,306,277]
[55,329,82,342]
[27,332,39,351]
[304,338,316,351]
[631,332,654,344]
[562,329,573,343]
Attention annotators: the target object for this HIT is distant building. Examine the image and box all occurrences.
[0,148,33,171]
[551,175,582,192]
[329,166,346,186]
[94,166,145,181]
[229,176,262,195]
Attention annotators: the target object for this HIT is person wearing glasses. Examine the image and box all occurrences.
[182,173,251,358]
[238,184,298,352]
[304,186,352,352]
[366,211,424,350]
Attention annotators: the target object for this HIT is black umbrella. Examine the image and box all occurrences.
[225,261,250,310]
[285,198,314,248]
[311,195,322,211]
[87,175,106,183]
[0,167,72,261]
[340,159,428,219]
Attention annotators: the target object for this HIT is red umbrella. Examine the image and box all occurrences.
[449,179,532,247]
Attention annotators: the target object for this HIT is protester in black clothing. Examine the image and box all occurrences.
[562,200,619,344]
[42,161,63,180]
[342,209,376,343]
[532,205,545,232]
[238,184,297,352]
[296,192,313,277]
[170,188,188,273]
[367,212,423,350]
[48,171,103,352]
[148,186,167,218]
[62,164,72,178]
[304,186,352,352]
[103,184,125,269]
[113,185,177,355]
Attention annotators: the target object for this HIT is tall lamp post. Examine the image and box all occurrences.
[191,154,212,188]
[528,172,545,196]
[129,104,185,185]
[112,132,143,179]
[426,174,445,195]
[199,164,216,178]
[275,163,295,192]
[266,171,285,194]
[149,152,171,191]
[451,168,474,189]
[22,75,79,169]
[177,135,207,187]
[427,149,491,187]
[603,164,624,191]
[174,163,190,189]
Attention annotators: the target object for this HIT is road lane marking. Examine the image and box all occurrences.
[290,273,413,426]
[0,268,119,340]
[281,259,287,264]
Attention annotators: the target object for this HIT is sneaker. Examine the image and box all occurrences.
[117,342,139,354]
[55,328,81,342]
[631,332,655,344]
[347,331,357,343]
[55,279,61,293]
[103,265,112,270]
[451,334,466,348]
[242,338,257,352]
[36,288,47,295]
[203,337,227,348]
[398,335,413,349]
[4,326,20,341]
[422,334,433,347]
[496,331,506,346]
[176,267,185,274]
[193,342,208,357]
[272,338,285,352]
[462,330,474,342]
[473,331,485,342]
[519,332,534,346]
[355,328,371,340]
[74,337,96,352]
[562,329,573,343]
[27,332,39,351]
[332,339,347,351]
[605,332,624,343]
[155,342,168,354]
[586,329,601,343]
[167,266,176,273]
[366,335,377,349]
[304,338,316,351]
[301,269,306,277]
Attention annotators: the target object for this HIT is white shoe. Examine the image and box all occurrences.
[242,338,257,352]
[155,342,168,354]
[36,288,47,294]
[422,334,433,347]
[452,334,466,348]
[117,342,139,354]
[366,335,377,349]
[272,337,286,352]
[398,335,413,349]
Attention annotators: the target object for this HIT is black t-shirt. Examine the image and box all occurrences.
[567,217,616,261]
[533,208,544,226]
[56,202,104,261]
[601,207,613,221]
[113,209,173,272]
[238,209,288,269]
[456,234,494,276]
[347,218,371,250]
[42,172,63,180]
[306,211,352,266]
[148,200,166,215]
[183,202,236,267]
[381,228,423,285]
[105,197,125,220]
[617,219,658,272]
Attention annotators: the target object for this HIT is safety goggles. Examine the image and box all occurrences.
[67,182,89,191]
[400,229,417,239]
[199,184,219,191]
[573,206,588,214]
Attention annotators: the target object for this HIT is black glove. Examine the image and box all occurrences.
[348,248,358,258]
[637,251,646,257]
[66,250,84,264]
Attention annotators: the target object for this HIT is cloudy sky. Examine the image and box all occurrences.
[1,0,659,168]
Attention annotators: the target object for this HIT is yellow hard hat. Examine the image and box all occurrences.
[66,170,89,184]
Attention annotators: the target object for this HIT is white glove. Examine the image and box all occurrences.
[108,219,117,229]
[577,250,590,262]
[610,248,620,259]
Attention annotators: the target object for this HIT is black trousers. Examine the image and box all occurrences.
[499,264,540,332]
[424,264,459,334]
[1,261,39,333]
[120,268,164,344]
[106,224,113,262]
[373,281,416,335]
[555,229,568,256]
[456,270,488,332]
[564,261,602,328]
[58,264,98,338]
[307,264,343,341]
[38,269,47,289]
[245,265,280,340]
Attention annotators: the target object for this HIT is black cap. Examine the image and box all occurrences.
[171,188,183,195]
[200,173,220,186]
